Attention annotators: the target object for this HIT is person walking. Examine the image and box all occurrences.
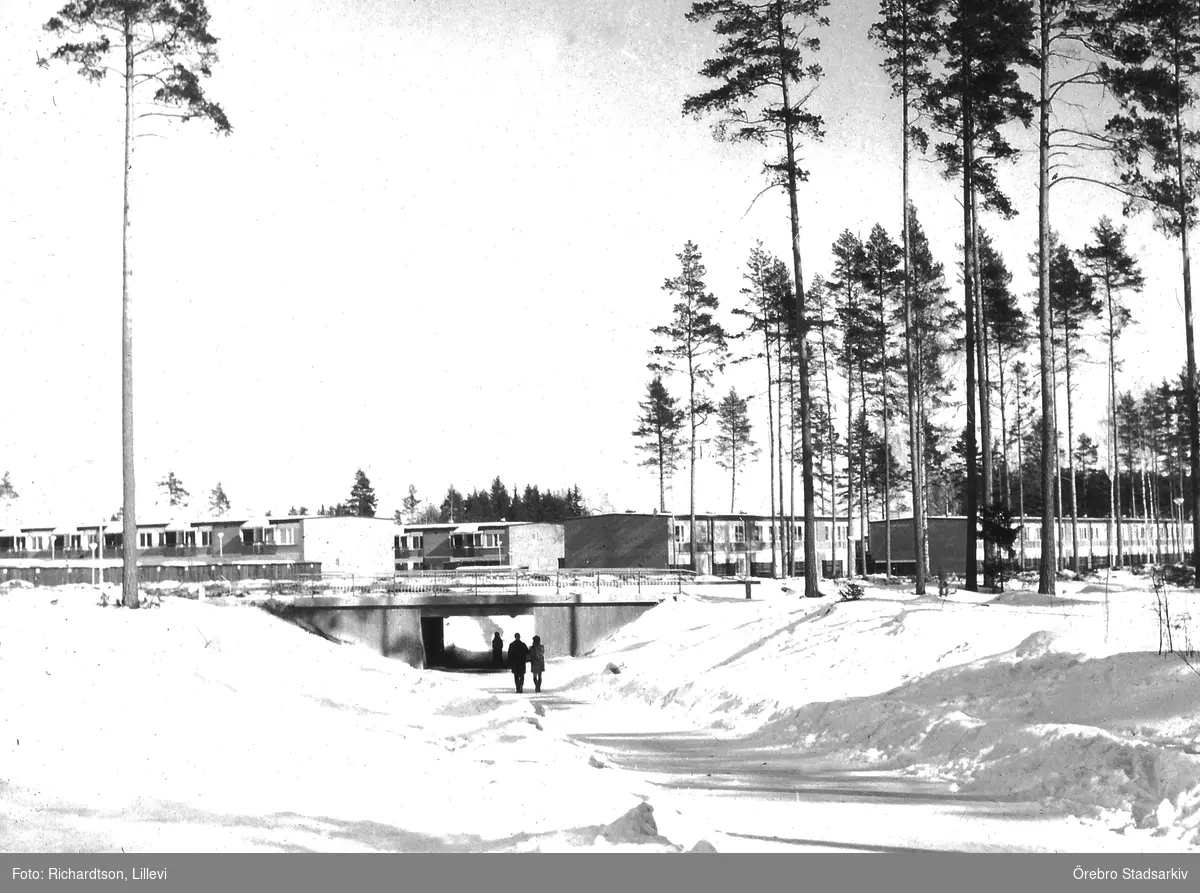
[529,634,546,693]
[507,632,529,693]
[491,631,504,666]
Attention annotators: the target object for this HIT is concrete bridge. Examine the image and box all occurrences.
[287,590,668,668]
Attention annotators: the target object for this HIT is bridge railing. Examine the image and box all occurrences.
[389,567,696,596]
[258,567,702,601]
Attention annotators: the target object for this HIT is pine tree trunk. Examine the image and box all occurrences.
[899,0,925,594]
[789,345,797,578]
[121,12,139,609]
[883,364,892,580]
[819,309,838,578]
[846,355,855,578]
[1107,378,1116,568]
[1151,441,1162,562]
[1174,51,1200,587]
[689,352,698,573]
[777,13,819,596]
[997,342,1010,512]
[1037,0,1057,594]
[1053,355,1065,571]
[1016,371,1026,568]
[776,328,787,576]
[766,318,778,577]
[1065,330,1080,573]
[859,369,868,577]
[971,185,994,586]
[730,437,736,513]
[963,98,980,591]
[658,429,667,514]
[1107,271,1123,567]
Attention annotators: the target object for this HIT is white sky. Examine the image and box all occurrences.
[0,0,1192,522]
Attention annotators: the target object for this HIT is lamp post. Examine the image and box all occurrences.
[1175,497,1186,565]
[90,541,98,587]
[217,531,224,559]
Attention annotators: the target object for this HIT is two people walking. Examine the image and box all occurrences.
[505,632,546,694]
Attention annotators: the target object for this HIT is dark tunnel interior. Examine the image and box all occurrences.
[421,615,518,672]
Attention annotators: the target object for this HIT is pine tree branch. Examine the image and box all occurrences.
[742,182,780,219]
[135,110,193,120]
[1050,174,1149,203]
[1048,70,1103,103]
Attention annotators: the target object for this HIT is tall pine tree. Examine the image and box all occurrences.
[43,1,231,608]
[649,242,731,572]
[683,0,830,595]
[633,376,686,513]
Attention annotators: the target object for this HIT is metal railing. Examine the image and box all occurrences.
[389,567,696,596]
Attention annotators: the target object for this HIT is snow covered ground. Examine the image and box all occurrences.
[1,568,1198,852]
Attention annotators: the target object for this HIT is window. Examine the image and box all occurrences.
[734,524,745,543]
[754,523,764,543]
[200,531,211,547]
[674,524,685,543]
[277,527,296,546]
[138,532,154,548]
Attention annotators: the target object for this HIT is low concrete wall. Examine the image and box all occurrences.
[300,605,426,667]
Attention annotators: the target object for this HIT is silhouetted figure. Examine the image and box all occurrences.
[507,633,529,693]
[492,631,504,666]
[529,634,546,693]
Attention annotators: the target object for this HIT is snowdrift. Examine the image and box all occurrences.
[567,572,1200,847]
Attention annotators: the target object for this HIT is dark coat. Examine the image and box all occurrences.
[491,634,504,660]
[529,642,545,673]
[507,639,529,670]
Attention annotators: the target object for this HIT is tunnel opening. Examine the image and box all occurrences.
[420,612,537,672]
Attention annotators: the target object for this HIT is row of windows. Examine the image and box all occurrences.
[1019,522,1184,543]
[674,523,848,544]
[138,531,217,548]
[129,528,300,548]
[451,533,501,549]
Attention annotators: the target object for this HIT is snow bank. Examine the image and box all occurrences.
[568,573,1200,847]
[0,585,698,852]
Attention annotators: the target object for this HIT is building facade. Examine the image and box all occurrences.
[393,521,565,572]
[0,515,395,579]
[868,515,1196,576]
[563,512,850,577]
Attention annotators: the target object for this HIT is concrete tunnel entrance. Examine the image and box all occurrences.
[419,612,537,671]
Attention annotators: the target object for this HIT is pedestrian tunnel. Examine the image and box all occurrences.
[286,595,660,668]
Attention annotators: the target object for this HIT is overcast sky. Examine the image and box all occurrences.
[0,0,1191,523]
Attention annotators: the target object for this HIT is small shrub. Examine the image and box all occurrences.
[1159,564,1194,588]
[838,581,865,601]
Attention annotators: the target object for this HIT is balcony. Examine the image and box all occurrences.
[451,546,507,561]
[394,548,423,559]
[243,542,278,556]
